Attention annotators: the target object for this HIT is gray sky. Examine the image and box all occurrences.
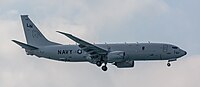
[0,0,200,87]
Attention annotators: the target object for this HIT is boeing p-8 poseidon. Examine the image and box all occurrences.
[12,15,187,71]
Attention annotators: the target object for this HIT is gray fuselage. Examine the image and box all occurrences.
[28,43,186,63]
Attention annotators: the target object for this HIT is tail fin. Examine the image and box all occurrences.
[21,15,59,46]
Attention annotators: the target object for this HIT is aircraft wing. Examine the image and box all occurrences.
[57,31,108,56]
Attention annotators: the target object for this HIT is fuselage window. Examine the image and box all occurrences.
[163,45,168,52]
[142,46,145,50]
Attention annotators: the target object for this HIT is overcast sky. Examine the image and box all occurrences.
[0,0,200,87]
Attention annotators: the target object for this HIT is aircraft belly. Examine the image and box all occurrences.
[65,55,87,62]
[55,53,88,62]
[39,46,88,62]
[127,53,161,61]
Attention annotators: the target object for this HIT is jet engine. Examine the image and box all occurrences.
[114,61,134,68]
[107,51,125,63]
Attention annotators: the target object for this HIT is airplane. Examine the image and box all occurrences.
[12,15,187,71]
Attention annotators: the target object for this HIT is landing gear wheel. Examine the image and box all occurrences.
[96,61,102,67]
[101,66,108,71]
[167,62,171,67]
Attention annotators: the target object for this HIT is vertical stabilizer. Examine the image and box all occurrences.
[21,15,59,46]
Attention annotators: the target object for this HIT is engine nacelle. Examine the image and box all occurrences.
[107,51,125,63]
[114,61,134,68]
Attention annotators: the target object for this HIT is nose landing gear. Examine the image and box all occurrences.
[167,59,176,67]
[167,62,171,67]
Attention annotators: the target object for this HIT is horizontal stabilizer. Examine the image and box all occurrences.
[12,40,38,50]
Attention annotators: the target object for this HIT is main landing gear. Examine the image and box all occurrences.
[101,65,108,71]
[96,61,102,67]
[96,61,108,71]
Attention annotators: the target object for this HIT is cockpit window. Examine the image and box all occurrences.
[172,46,178,49]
